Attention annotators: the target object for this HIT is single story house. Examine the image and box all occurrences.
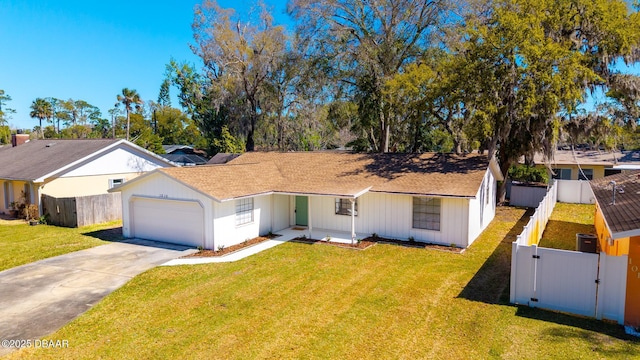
[160,145,208,166]
[590,171,640,326]
[0,138,175,215]
[110,151,503,250]
[530,150,640,180]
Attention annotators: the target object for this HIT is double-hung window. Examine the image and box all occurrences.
[335,198,358,216]
[412,197,441,231]
[235,198,254,226]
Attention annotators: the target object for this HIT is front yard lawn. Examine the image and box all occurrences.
[539,203,596,250]
[0,220,121,271]
[10,207,640,359]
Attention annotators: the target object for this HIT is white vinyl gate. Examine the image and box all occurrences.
[511,244,600,317]
[534,248,600,317]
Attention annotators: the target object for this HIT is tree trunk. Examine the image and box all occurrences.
[497,152,512,205]
[126,110,130,141]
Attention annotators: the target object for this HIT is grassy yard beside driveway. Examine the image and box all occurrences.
[10,207,640,359]
[0,219,122,271]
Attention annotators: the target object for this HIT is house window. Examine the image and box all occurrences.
[335,198,358,216]
[109,178,125,189]
[552,168,572,180]
[235,198,254,226]
[578,169,593,180]
[413,197,441,231]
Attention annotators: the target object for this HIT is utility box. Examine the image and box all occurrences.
[576,233,597,253]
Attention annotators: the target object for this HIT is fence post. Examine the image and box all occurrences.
[510,241,519,303]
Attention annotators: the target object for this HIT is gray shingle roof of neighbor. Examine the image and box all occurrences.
[590,170,640,238]
[147,151,499,201]
[0,139,122,181]
[207,153,241,164]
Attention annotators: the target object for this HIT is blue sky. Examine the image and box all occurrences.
[0,1,638,130]
[0,0,290,130]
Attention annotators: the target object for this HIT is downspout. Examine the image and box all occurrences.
[308,196,313,240]
[350,198,356,245]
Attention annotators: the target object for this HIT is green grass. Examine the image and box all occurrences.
[0,220,122,271]
[10,207,640,359]
[539,203,596,250]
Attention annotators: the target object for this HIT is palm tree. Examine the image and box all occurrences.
[30,98,53,139]
[116,88,143,141]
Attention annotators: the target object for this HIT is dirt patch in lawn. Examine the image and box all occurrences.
[185,234,280,257]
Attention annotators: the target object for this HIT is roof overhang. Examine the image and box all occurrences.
[489,156,504,182]
[611,164,640,170]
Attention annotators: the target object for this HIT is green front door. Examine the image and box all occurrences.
[295,196,308,226]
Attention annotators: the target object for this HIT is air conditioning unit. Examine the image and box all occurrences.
[576,233,597,253]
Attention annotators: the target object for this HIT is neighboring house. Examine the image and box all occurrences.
[0,138,175,215]
[530,150,640,180]
[591,171,640,326]
[206,152,240,165]
[160,145,208,166]
[110,152,503,250]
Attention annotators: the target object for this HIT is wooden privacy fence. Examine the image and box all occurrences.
[41,193,122,228]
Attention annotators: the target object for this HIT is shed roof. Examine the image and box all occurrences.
[149,151,497,201]
[590,171,640,238]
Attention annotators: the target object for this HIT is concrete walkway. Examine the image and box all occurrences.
[0,239,196,356]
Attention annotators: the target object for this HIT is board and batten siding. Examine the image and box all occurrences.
[307,192,472,247]
[119,172,215,249]
[467,169,497,246]
[213,194,272,249]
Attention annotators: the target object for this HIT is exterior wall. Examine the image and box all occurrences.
[273,194,290,232]
[61,147,169,177]
[212,194,272,249]
[595,202,630,256]
[540,165,605,180]
[307,192,472,247]
[118,172,215,248]
[41,173,140,197]
[468,169,497,246]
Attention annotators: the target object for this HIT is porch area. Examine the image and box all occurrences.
[276,226,369,245]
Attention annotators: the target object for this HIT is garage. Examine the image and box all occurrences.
[130,197,204,248]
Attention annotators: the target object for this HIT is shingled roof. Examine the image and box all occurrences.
[590,171,640,238]
[0,139,121,181]
[150,151,498,202]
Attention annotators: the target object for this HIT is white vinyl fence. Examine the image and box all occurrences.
[510,180,627,323]
[556,179,595,204]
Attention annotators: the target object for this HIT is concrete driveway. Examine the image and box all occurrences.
[0,239,196,356]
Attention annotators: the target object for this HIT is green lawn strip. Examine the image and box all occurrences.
[0,221,121,271]
[539,203,596,250]
[12,207,640,360]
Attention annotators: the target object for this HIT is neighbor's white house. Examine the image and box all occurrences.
[110,152,503,249]
[0,137,175,215]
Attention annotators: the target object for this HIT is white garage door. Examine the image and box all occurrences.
[131,198,204,248]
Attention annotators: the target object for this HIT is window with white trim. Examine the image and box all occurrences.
[552,168,572,180]
[235,198,254,226]
[412,197,440,231]
[335,198,358,216]
[109,178,125,189]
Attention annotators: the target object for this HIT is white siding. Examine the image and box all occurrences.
[119,172,215,249]
[307,192,472,247]
[61,147,169,177]
[212,194,272,249]
[468,169,497,246]
[273,194,290,232]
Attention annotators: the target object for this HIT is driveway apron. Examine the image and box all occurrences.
[0,239,195,356]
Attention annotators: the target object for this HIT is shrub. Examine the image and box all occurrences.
[508,165,549,184]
